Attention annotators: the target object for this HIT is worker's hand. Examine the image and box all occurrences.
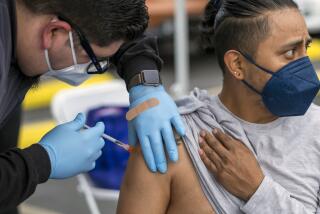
[198,129,264,201]
[128,85,185,173]
[39,113,105,179]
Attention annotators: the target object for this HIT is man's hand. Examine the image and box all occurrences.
[198,129,264,201]
[128,85,186,173]
[39,113,105,179]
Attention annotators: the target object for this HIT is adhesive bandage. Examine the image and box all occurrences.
[126,98,160,121]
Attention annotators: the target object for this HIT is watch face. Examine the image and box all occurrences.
[142,70,160,84]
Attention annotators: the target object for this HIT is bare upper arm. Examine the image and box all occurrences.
[117,140,213,214]
[116,146,172,214]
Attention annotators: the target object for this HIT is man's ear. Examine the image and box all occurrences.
[42,18,72,50]
[224,50,247,80]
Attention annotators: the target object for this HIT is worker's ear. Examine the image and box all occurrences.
[224,50,246,80]
[42,18,72,50]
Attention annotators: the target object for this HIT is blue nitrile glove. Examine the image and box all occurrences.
[39,113,105,179]
[128,85,186,173]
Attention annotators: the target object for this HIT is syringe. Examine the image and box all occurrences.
[84,124,134,153]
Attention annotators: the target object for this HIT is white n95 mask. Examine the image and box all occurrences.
[43,31,91,86]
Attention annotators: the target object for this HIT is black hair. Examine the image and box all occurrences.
[20,0,149,46]
[201,0,299,73]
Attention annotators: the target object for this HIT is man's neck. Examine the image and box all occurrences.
[219,78,278,124]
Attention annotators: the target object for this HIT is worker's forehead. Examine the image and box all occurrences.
[263,8,310,47]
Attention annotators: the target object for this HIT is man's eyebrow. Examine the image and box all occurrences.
[280,37,313,50]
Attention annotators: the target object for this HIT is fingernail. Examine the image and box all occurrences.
[213,128,218,134]
[169,151,178,163]
[179,127,186,136]
[96,122,105,131]
[158,163,167,174]
[147,160,157,173]
[76,113,84,120]
[199,136,204,144]
[198,149,204,155]
[200,130,206,137]
[150,165,157,173]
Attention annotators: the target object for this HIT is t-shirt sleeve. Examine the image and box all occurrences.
[241,176,312,214]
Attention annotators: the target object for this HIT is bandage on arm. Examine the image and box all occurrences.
[126,98,160,121]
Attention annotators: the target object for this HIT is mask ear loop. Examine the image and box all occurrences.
[44,31,78,72]
[239,51,274,75]
[44,49,54,71]
[242,80,262,95]
[238,51,266,95]
[69,31,78,66]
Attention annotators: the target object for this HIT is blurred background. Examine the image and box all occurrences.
[17,0,320,213]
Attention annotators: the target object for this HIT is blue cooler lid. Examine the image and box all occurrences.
[86,106,129,190]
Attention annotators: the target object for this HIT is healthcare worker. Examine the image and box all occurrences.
[0,0,185,212]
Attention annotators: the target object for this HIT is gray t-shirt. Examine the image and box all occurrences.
[177,88,320,214]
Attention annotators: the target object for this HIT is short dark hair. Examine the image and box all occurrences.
[20,0,149,46]
[201,0,298,73]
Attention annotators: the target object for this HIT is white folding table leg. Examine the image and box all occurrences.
[77,174,101,214]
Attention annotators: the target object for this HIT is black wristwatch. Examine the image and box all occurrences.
[128,70,162,90]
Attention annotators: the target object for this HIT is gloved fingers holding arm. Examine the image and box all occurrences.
[149,132,167,173]
[39,113,105,179]
[171,115,186,137]
[129,85,186,173]
[137,133,156,172]
[128,122,138,147]
[161,122,178,162]
[112,35,186,173]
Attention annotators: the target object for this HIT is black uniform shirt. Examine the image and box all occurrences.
[0,0,162,210]
[0,0,51,210]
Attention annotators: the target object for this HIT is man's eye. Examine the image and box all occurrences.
[285,49,295,58]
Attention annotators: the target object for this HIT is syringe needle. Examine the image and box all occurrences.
[84,124,133,152]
